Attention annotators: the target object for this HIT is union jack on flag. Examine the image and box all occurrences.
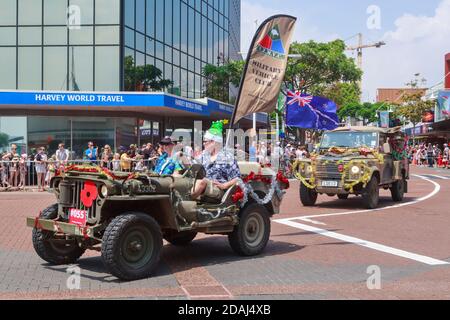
[287,91,313,107]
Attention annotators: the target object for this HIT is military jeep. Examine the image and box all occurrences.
[27,163,288,280]
[294,127,409,209]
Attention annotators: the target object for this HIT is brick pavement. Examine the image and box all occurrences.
[0,166,449,300]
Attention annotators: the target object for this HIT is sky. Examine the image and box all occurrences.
[241,0,449,102]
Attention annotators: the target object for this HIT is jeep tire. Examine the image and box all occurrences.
[164,231,197,246]
[338,194,349,200]
[391,177,406,202]
[32,204,86,265]
[299,182,318,206]
[228,203,271,256]
[362,176,380,209]
[102,212,163,281]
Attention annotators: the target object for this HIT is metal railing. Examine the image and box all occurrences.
[0,159,157,191]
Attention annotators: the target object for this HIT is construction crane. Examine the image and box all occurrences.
[346,33,386,70]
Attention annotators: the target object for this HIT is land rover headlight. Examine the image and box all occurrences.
[351,166,360,175]
[100,185,108,198]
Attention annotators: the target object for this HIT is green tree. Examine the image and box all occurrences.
[202,60,245,103]
[0,133,9,149]
[319,82,361,107]
[124,56,173,92]
[394,91,435,144]
[285,40,362,94]
[338,102,390,125]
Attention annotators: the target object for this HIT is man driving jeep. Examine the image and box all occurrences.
[153,137,184,176]
[191,121,241,200]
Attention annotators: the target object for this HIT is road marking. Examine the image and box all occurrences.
[424,174,450,180]
[275,219,450,266]
[281,174,441,225]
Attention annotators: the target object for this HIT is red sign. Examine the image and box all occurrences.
[422,111,435,123]
[69,209,87,227]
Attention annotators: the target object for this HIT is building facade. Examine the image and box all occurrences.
[0,0,247,157]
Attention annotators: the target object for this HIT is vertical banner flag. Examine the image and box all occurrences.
[231,15,297,124]
[285,91,340,130]
[379,111,390,128]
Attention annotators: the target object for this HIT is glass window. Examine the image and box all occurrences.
[164,0,172,46]
[95,26,120,45]
[69,26,93,45]
[180,2,187,52]
[172,49,180,66]
[72,117,117,158]
[96,0,120,24]
[135,0,145,33]
[44,0,67,25]
[18,27,42,46]
[0,117,27,154]
[125,27,135,48]
[27,117,71,155]
[18,47,42,90]
[44,27,68,45]
[95,46,120,91]
[0,0,17,25]
[124,47,135,91]
[155,41,163,60]
[124,0,135,28]
[171,66,180,96]
[18,0,42,25]
[188,7,194,56]
[43,47,67,90]
[155,0,163,41]
[172,0,180,49]
[69,0,94,25]
[146,37,154,55]
[69,46,93,91]
[0,48,16,89]
[0,27,16,45]
[136,32,145,53]
[146,0,155,38]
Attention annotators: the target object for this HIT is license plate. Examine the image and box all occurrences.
[321,180,339,187]
[69,209,87,227]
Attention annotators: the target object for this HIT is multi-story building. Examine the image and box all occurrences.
[0,0,258,157]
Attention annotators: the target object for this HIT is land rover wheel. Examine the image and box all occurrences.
[338,194,349,200]
[164,231,197,246]
[362,176,380,209]
[299,182,318,206]
[32,204,86,265]
[391,177,406,202]
[228,203,271,256]
[101,213,163,281]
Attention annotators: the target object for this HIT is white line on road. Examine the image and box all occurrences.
[425,174,450,180]
[274,219,450,266]
[283,174,441,225]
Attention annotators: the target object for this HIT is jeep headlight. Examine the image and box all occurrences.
[306,165,313,173]
[100,185,108,198]
[351,166,360,175]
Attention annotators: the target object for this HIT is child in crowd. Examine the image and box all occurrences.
[112,153,121,172]
[0,159,10,188]
[18,154,27,189]
[134,155,146,173]
[45,158,56,188]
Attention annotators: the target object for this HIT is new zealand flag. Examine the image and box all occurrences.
[285,91,340,130]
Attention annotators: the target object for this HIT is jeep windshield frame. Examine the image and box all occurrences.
[320,131,379,149]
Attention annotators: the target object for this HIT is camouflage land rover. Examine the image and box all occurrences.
[26,163,288,281]
[294,127,409,209]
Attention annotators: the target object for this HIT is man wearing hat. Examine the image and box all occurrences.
[153,137,184,176]
[191,121,241,201]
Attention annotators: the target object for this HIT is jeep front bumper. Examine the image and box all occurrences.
[26,217,96,239]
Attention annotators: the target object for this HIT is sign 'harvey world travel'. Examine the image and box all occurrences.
[35,93,125,103]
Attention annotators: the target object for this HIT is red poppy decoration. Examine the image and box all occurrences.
[232,186,245,203]
[277,171,290,190]
[80,182,98,208]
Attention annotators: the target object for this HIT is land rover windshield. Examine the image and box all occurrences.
[320,131,379,149]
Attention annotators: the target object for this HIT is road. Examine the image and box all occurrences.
[0,166,449,300]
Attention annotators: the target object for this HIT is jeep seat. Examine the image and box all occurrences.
[238,162,262,175]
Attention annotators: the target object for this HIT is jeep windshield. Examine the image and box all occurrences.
[320,131,379,149]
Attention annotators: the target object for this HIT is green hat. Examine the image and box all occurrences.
[204,120,227,143]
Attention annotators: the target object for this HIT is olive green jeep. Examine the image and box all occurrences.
[294,126,409,209]
[27,163,288,280]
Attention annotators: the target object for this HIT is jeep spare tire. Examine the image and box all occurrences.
[32,204,86,265]
[101,212,163,281]
[228,203,271,256]
[362,176,380,209]
[299,182,318,206]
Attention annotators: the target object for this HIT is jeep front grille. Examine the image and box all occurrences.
[61,180,99,223]
[315,162,342,179]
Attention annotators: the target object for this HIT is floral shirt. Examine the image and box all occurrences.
[199,149,241,184]
[154,152,184,175]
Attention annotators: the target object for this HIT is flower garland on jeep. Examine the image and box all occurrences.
[232,171,290,208]
[293,146,384,192]
[59,165,138,181]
